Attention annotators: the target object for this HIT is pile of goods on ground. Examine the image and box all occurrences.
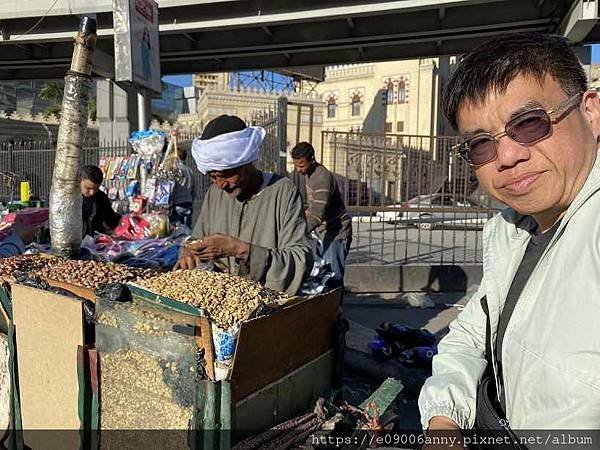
[138,269,288,329]
[0,255,158,289]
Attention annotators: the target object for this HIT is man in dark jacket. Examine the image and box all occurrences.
[81,165,121,237]
[291,142,352,288]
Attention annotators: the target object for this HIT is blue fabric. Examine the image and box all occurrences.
[316,237,351,288]
[0,235,25,258]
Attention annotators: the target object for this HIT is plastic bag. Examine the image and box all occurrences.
[212,323,239,381]
[155,129,183,183]
[14,271,96,325]
[113,214,151,240]
[96,294,198,436]
[299,253,334,296]
[129,130,165,160]
[96,282,133,303]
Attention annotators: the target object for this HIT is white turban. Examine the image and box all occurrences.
[191,126,266,174]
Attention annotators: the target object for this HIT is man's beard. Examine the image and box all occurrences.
[224,185,242,198]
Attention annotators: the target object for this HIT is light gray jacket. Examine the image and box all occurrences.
[419,151,600,433]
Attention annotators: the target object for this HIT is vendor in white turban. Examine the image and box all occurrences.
[176,115,311,296]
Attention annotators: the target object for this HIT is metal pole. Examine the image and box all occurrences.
[137,88,147,131]
[49,16,97,258]
[277,96,288,175]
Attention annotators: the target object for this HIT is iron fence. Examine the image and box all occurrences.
[319,131,500,265]
[0,125,282,225]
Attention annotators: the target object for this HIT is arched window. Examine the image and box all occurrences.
[351,94,361,116]
[327,97,337,118]
[398,80,406,104]
[385,81,394,105]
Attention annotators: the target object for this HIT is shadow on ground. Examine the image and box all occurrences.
[342,290,470,434]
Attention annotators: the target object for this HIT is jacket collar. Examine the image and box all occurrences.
[497,148,600,239]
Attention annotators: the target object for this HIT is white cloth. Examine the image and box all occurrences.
[191,126,266,174]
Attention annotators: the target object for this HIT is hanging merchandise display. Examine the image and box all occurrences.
[96,128,185,237]
[155,129,184,183]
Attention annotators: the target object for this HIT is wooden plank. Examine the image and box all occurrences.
[45,278,96,302]
[233,350,335,432]
[196,317,215,381]
[230,289,341,401]
[12,284,84,450]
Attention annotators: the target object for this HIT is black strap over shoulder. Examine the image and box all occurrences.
[480,295,493,374]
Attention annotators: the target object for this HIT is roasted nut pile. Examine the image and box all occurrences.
[138,270,288,329]
[100,350,193,434]
[35,259,158,289]
[0,255,159,289]
[0,255,61,279]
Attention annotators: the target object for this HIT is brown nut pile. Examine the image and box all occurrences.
[34,259,159,289]
[100,350,193,436]
[0,255,61,279]
[138,270,288,329]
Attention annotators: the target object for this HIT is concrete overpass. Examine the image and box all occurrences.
[0,0,598,80]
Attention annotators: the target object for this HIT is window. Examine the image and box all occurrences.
[351,94,361,116]
[387,181,396,203]
[384,122,392,133]
[385,82,394,105]
[327,97,336,118]
[398,80,406,104]
[397,121,404,132]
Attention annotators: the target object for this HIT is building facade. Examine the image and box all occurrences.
[177,78,323,174]
[316,59,443,136]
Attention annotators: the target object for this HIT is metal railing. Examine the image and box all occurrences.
[319,131,499,265]
[0,126,283,226]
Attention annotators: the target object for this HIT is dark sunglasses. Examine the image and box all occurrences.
[454,92,583,166]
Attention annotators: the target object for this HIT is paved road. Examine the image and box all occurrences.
[347,221,484,265]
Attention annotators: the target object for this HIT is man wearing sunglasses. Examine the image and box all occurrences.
[419,33,600,447]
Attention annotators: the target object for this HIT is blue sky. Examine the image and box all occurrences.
[592,45,600,63]
[162,74,193,87]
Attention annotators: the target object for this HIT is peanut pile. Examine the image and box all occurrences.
[100,350,193,441]
[35,259,158,289]
[0,255,158,289]
[138,270,288,329]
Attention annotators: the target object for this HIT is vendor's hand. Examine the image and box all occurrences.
[173,245,201,270]
[187,234,250,262]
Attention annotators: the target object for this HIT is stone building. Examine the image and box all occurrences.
[177,74,323,174]
[315,59,444,136]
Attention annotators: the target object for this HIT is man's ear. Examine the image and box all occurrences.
[582,89,600,140]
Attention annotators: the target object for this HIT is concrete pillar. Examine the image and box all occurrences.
[573,45,592,85]
[97,79,148,144]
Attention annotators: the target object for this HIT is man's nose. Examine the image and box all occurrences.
[494,136,531,170]
[214,178,226,189]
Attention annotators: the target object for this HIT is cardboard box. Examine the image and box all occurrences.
[8,279,341,448]
[11,284,89,450]
[125,284,341,401]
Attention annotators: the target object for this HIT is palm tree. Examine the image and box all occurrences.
[88,96,97,122]
[38,81,64,119]
[39,81,97,121]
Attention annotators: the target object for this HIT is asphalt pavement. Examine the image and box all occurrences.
[347,222,484,265]
[342,290,471,433]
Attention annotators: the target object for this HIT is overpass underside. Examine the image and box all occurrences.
[0,0,596,80]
